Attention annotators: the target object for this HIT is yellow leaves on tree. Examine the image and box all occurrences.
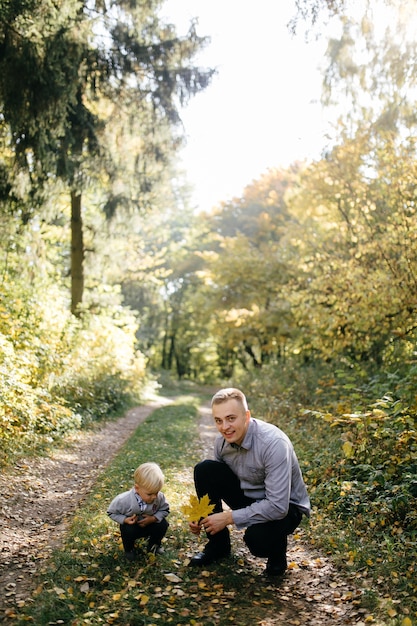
[180,494,215,522]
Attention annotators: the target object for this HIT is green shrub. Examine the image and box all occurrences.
[0,279,149,465]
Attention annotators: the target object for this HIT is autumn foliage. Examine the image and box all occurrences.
[0,276,148,465]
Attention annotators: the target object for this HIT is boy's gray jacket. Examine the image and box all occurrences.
[107,488,170,525]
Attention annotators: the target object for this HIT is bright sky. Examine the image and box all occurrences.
[161,0,329,213]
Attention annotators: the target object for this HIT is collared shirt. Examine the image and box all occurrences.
[134,493,147,512]
[214,417,311,529]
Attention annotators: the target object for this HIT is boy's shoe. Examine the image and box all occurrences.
[147,543,164,555]
[124,550,137,562]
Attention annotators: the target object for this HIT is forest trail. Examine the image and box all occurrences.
[0,397,371,625]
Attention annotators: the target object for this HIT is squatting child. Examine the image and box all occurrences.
[107,462,169,561]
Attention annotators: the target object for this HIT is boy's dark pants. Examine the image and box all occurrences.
[194,459,302,567]
[120,518,169,552]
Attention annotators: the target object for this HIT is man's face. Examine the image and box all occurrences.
[212,398,250,446]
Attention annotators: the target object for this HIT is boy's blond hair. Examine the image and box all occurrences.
[134,462,164,492]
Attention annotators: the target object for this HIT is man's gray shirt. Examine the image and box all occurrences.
[214,418,310,529]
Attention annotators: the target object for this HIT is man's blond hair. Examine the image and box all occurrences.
[211,388,249,411]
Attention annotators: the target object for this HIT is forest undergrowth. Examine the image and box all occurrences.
[246,365,417,626]
[3,378,416,626]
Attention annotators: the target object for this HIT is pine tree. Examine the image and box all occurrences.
[0,0,214,313]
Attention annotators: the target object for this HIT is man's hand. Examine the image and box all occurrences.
[189,520,202,535]
[124,514,138,525]
[200,511,233,535]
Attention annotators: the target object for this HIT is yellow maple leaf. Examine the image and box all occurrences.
[180,494,215,522]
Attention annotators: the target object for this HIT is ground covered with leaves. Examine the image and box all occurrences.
[0,395,398,625]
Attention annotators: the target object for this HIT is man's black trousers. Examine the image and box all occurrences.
[194,459,302,566]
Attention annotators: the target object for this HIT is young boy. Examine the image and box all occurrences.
[107,462,169,561]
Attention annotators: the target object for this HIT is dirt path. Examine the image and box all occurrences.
[0,400,169,621]
[0,400,370,625]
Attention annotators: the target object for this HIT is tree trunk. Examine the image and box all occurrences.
[71,190,84,315]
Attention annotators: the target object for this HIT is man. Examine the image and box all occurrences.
[188,387,310,576]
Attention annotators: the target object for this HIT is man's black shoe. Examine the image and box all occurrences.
[189,550,230,567]
[265,559,287,577]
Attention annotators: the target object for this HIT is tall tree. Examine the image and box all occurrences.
[292,0,417,137]
[287,0,417,364]
[196,167,301,375]
[0,0,214,313]
[287,128,417,364]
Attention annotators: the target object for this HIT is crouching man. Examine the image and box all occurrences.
[188,388,310,577]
